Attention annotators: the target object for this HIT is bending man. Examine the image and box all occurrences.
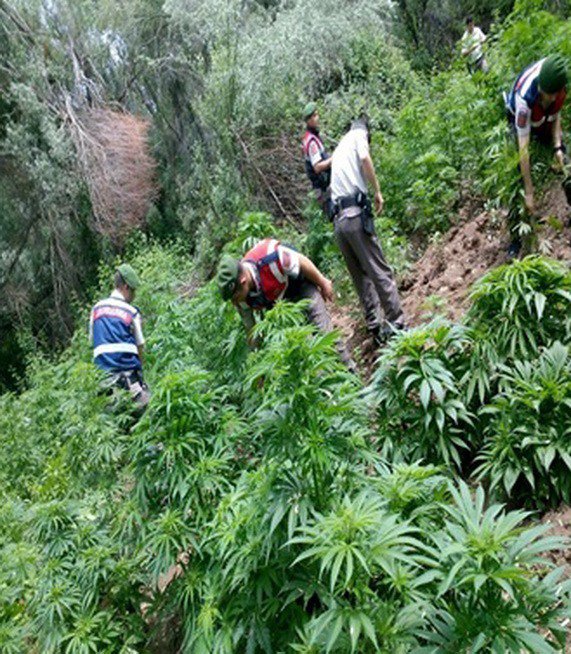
[217,238,353,366]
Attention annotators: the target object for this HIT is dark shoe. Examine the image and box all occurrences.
[370,323,406,348]
[563,176,571,207]
[507,239,522,259]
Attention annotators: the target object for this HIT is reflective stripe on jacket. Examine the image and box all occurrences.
[91,295,142,371]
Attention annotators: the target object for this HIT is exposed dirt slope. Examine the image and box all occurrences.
[401,184,571,325]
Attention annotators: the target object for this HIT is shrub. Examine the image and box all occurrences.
[371,321,475,468]
[468,256,571,360]
[475,341,571,507]
[418,482,571,652]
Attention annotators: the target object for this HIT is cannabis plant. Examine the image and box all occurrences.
[468,256,571,360]
[416,482,571,652]
[475,341,571,507]
[371,321,474,469]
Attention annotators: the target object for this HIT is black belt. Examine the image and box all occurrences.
[333,192,367,216]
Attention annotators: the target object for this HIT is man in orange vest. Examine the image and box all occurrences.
[217,238,353,366]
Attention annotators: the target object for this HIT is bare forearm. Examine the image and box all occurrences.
[518,138,533,194]
[299,255,326,287]
[361,155,380,194]
[237,305,258,349]
[553,115,562,148]
[313,157,332,174]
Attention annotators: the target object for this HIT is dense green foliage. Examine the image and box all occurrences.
[2,0,571,651]
[0,231,570,652]
[373,255,571,509]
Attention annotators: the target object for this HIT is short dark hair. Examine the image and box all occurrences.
[114,271,126,288]
[351,113,370,132]
[465,16,473,25]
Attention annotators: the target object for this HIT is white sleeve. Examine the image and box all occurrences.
[355,129,370,161]
[460,32,469,54]
[278,246,300,278]
[88,311,94,344]
[308,140,322,168]
[132,312,145,346]
[514,94,531,137]
[477,27,486,42]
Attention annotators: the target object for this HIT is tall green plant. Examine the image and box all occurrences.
[371,322,475,468]
[468,256,571,360]
[417,482,571,653]
[475,341,571,507]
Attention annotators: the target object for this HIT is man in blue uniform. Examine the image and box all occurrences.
[89,264,150,409]
[506,55,567,214]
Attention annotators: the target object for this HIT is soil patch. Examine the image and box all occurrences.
[540,505,571,579]
[400,182,571,326]
[400,208,507,325]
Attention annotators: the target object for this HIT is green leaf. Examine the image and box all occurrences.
[420,380,431,409]
[533,292,546,320]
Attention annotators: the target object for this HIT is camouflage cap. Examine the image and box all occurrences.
[117,263,140,290]
[303,101,318,121]
[539,55,568,94]
[217,255,240,300]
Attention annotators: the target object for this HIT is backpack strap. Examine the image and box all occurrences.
[255,250,280,269]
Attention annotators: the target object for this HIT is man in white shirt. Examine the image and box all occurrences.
[330,116,405,345]
[461,17,488,74]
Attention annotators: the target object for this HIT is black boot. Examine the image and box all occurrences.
[507,238,522,260]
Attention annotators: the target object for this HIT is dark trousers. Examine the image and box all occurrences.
[285,277,353,366]
[333,212,404,331]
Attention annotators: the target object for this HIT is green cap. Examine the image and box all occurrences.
[117,263,140,289]
[217,255,240,300]
[539,55,568,94]
[303,101,317,121]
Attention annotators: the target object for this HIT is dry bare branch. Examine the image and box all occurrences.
[66,104,158,246]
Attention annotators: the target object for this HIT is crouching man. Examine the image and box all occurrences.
[217,238,353,367]
[89,264,150,411]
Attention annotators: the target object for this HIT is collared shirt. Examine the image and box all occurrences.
[330,127,369,203]
[89,289,144,372]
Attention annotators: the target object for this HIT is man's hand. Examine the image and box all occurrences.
[524,191,535,214]
[319,277,334,302]
[246,332,261,350]
[374,191,384,214]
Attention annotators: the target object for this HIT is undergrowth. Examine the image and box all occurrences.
[0,231,570,652]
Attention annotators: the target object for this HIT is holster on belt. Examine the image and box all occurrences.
[333,192,376,235]
[359,195,375,235]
